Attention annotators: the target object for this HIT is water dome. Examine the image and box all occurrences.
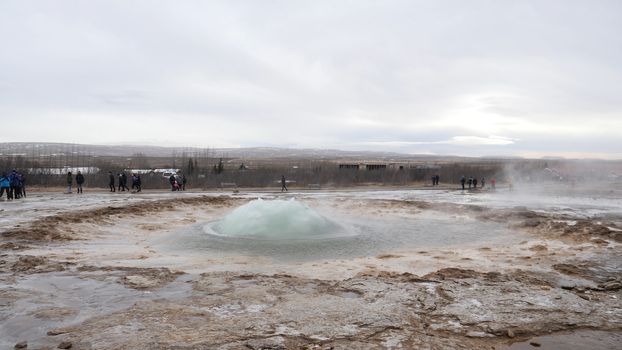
[207,198,345,240]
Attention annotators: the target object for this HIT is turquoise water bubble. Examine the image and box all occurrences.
[208,198,346,240]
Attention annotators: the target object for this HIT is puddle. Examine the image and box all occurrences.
[0,272,194,349]
[497,330,622,350]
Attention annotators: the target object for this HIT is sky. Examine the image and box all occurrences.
[1,1,621,159]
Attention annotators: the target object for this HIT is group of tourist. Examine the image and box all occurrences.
[65,171,86,194]
[460,176,496,190]
[64,171,144,194]
[168,173,187,191]
[0,170,26,200]
[68,171,190,193]
[105,172,142,193]
[2,169,509,198]
[430,174,440,186]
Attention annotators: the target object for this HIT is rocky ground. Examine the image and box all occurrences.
[1,189,621,349]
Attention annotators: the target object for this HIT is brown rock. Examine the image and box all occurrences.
[57,342,72,349]
[591,238,609,245]
[14,341,27,349]
[529,244,547,252]
[529,341,541,347]
[507,329,515,338]
[47,329,69,336]
[602,281,622,291]
[523,219,542,227]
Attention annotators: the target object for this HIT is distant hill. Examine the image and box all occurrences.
[0,142,471,162]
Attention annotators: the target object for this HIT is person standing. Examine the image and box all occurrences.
[467,177,473,189]
[169,174,176,191]
[175,173,182,190]
[182,174,187,191]
[131,173,138,191]
[121,172,129,191]
[66,171,73,193]
[19,172,26,197]
[8,170,18,199]
[131,173,142,192]
[460,176,466,190]
[108,171,116,192]
[481,178,485,188]
[76,171,85,194]
[281,175,288,192]
[136,174,142,192]
[473,178,478,189]
[0,173,10,200]
[118,173,123,191]
[10,171,22,199]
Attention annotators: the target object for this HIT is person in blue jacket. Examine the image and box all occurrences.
[8,170,22,199]
[0,172,10,200]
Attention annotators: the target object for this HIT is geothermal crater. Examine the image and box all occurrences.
[156,197,519,262]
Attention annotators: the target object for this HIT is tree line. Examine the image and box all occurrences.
[0,153,517,189]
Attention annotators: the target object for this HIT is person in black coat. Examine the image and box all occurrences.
[76,171,85,194]
[120,172,129,191]
[108,171,115,192]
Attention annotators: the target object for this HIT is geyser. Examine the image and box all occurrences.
[158,195,522,262]
[208,198,345,239]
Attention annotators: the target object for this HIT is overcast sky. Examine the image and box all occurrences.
[1,1,621,158]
